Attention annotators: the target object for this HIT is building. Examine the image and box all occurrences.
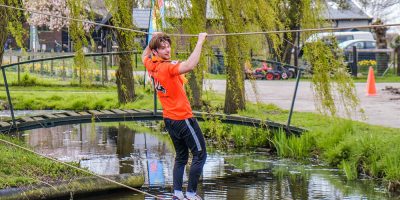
[324,0,373,32]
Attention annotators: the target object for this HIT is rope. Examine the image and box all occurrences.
[1,4,400,37]
[0,138,164,200]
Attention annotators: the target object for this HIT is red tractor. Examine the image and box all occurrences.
[246,62,282,80]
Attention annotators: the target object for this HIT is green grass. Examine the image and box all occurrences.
[0,135,87,189]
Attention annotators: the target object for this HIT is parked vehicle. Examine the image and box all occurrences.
[245,62,293,80]
[306,31,374,44]
[299,31,374,57]
[338,39,377,62]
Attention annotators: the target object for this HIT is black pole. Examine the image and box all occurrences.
[287,69,301,128]
[153,79,157,114]
[17,56,20,84]
[294,46,298,75]
[1,68,16,127]
[135,52,138,68]
[352,46,358,77]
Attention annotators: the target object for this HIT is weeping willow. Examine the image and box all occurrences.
[67,0,92,85]
[212,0,253,114]
[105,0,138,103]
[0,0,26,65]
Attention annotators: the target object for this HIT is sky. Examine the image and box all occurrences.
[352,0,400,33]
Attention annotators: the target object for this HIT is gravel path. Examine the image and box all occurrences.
[205,80,400,128]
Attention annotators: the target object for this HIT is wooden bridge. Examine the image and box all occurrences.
[0,51,307,135]
[0,109,305,134]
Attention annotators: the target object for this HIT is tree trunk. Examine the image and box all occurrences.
[115,42,135,103]
[216,0,246,114]
[0,5,9,65]
[185,0,207,110]
[372,19,388,76]
[224,35,246,114]
[114,28,135,103]
[111,0,136,103]
[397,47,400,76]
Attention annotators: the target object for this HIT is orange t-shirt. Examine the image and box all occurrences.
[144,56,193,120]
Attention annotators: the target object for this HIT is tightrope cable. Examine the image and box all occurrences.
[1,4,400,37]
[0,138,165,200]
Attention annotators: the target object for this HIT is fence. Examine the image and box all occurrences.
[344,47,395,77]
[1,51,144,85]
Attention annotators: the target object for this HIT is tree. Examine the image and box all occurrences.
[372,18,389,75]
[23,0,72,31]
[24,0,93,84]
[0,0,25,67]
[106,0,138,103]
[24,0,137,103]
[178,0,208,109]
[254,0,301,64]
[391,35,400,76]
[355,0,400,20]
[212,0,252,114]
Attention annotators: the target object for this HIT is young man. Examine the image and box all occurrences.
[142,32,208,200]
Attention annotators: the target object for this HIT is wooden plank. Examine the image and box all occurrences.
[42,114,57,119]
[21,117,35,122]
[64,111,81,117]
[0,122,10,127]
[78,111,91,116]
[32,117,44,121]
[134,109,152,113]
[54,114,68,118]
[110,109,127,114]
[88,110,104,115]
[99,110,114,114]
[122,109,140,114]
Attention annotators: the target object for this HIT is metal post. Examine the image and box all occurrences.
[352,46,358,77]
[105,56,108,82]
[294,46,299,75]
[31,55,34,72]
[51,59,54,76]
[135,52,138,68]
[101,55,105,85]
[153,81,157,114]
[40,55,44,75]
[62,58,66,80]
[109,54,112,68]
[2,68,16,127]
[287,68,301,128]
[17,56,20,84]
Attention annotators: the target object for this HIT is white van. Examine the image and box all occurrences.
[305,31,374,44]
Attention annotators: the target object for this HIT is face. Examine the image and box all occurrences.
[152,41,171,60]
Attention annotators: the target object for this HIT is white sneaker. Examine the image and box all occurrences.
[186,194,203,200]
[172,194,188,200]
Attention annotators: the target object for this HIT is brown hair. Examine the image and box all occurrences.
[149,33,171,51]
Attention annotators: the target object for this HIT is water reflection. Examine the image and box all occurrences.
[22,122,393,200]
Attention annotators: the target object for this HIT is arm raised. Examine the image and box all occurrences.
[178,33,207,74]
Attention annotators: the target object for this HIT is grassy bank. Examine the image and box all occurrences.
[0,84,400,193]
[0,134,88,189]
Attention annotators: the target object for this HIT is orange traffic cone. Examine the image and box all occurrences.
[366,66,377,96]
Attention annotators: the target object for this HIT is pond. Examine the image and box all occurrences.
[21,122,394,200]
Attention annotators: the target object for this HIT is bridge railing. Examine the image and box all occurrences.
[1,51,306,131]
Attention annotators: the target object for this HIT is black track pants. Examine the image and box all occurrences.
[164,117,207,193]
